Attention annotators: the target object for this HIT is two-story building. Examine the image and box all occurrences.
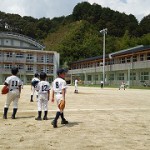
[0,32,59,84]
[69,45,150,87]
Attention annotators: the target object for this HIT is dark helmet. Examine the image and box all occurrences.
[40,72,47,80]
[11,67,19,75]
[57,68,67,76]
[34,73,39,77]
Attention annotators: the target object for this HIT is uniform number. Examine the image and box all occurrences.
[42,85,48,91]
[11,81,18,87]
[55,82,59,88]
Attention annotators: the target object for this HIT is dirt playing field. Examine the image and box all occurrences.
[0,85,150,150]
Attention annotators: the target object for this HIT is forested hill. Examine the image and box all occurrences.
[0,2,150,66]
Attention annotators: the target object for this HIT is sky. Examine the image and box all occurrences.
[0,0,149,21]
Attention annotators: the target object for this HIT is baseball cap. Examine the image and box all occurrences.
[11,67,19,75]
[34,73,39,77]
[57,68,67,76]
[40,72,47,80]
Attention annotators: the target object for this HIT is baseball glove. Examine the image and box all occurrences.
[1,85,9,94]
[58,100,65,110]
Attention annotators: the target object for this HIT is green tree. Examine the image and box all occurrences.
[72,2,92,21]
[139,14,150,35]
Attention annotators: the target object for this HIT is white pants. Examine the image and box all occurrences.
[55,93,64,112]
[75,85,78,91]
[5,90,20,108]
[37,95,48,111]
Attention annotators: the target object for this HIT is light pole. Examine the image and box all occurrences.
[100,28,107,87]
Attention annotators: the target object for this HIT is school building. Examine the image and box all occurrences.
[0,32,59,84]
[69,45,150,87]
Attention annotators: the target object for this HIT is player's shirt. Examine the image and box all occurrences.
[75,80,78,86]
[5,75,22,91]
[36,81,50,95]
[52,77,67,93]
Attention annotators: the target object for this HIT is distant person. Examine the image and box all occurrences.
[74,78,78,93]
[30,73,40,102]
[100,80,104,88]
[119,81,126,90]
[3,67,22,119]
[35,72,50,120]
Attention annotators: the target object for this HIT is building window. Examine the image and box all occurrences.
[49,55,53,63]
[5,52,12,57]
[50,66,53,74]
[95,75,98,81]
[140,54,144,61]
[118,73,124,80]
[109,74,115,80]
[46,55,51,63]
[27,65,33,71]
[41,67,44,72]
[4,64,12,69]
[41,56,44,62]
[16,53,24,58]
[130,72,136,80]
[97,62,100,66]
[140,72,149,81]
[46,67,49,74]
[17,64,24,69]
[87,75,92,81]
[121,57,125,64]
[147,53,150,60]
[126,57,131,63]
[27,54,33,59]
[110,59,114,65]
[133,56,137,62]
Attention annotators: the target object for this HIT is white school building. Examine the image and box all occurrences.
[69,45,150,87]
[0,32,59,84]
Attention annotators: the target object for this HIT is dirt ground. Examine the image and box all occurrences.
[0,85,150,150]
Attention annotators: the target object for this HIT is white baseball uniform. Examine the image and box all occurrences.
[35,81,50,111]
[75,79,78,91]
[52,77,67,109]
[4,75,22,108]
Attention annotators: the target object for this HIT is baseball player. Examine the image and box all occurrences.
[51,68,68,128]
[35,72,50,120]
[3,67,22,119]
[119,81,126,90]
[74,78,78,93]
[100,80,104,88]
[30,73,40,102]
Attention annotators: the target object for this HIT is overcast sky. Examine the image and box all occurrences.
[0,0,149,21]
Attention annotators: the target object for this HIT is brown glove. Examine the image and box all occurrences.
[58,100,65,110]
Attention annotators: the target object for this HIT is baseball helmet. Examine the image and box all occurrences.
[57,68,67,76]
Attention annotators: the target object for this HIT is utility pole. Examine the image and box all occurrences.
[100,28,107,87]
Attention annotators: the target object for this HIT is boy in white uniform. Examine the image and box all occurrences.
[30,73,40,102]
[3,67,22,119]
[51,68,68,128]
[35,72,50,120]
[74,78,78,93]
[119,81,126,90]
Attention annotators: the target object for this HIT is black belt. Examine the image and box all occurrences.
[55,92,62,94]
